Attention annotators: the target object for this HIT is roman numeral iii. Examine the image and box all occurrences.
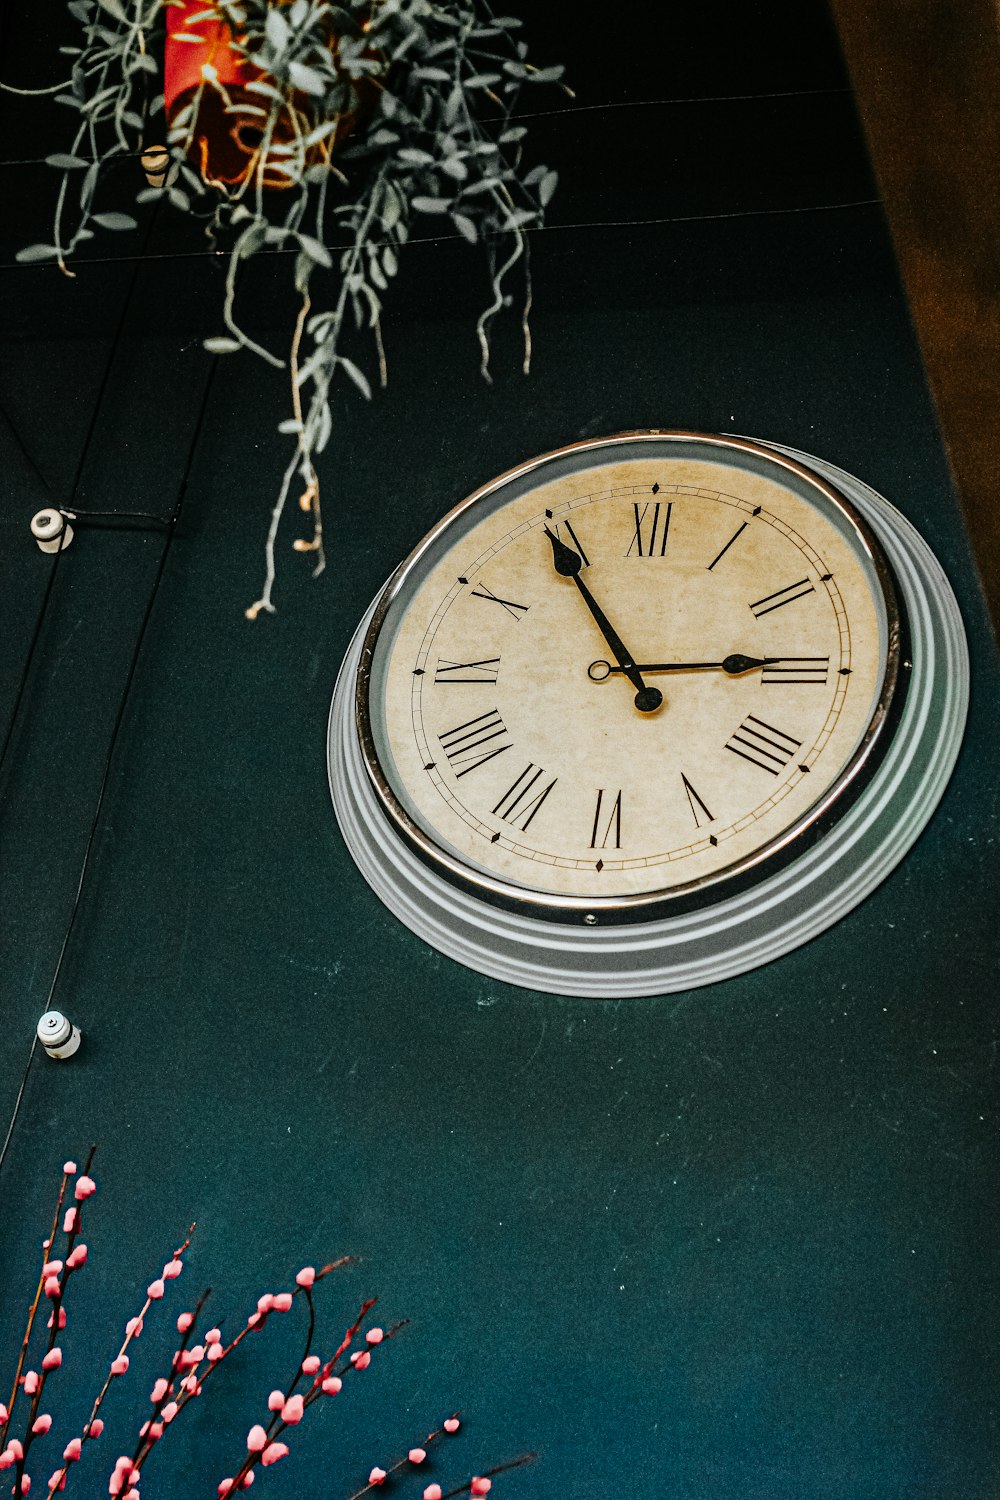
[492,765,558,831]
[724,715,802,775]
[438,709,511,777]
[627,501,672,558]
[761,657,829,686]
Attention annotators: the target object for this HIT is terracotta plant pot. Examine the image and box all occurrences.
[164,1,354,189]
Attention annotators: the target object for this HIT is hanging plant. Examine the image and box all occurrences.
[15,0,566,616]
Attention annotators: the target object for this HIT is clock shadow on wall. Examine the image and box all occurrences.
[0,2,998,1499]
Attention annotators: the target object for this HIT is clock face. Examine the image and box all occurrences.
[358,433,903,919]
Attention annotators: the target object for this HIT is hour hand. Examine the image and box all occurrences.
[589,654,781,680]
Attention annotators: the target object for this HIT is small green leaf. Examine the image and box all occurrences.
[91,212,138,230]
[278,418,303,434]
[298,234,332,267]
[96,0,127,19]
[538,169,558,206]
[411,196,450,214]
[338,356,372,400]
[16,244,60,264]
[46,153,88,170]
[452,213,477,243]
[203,336,241,354]
[289,60,326,96]
[265,7,290,51]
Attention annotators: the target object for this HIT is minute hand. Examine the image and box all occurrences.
[544,527,662,713]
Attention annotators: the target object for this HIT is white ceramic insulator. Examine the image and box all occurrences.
[31,509,74,554]
[37,1010,82,1060]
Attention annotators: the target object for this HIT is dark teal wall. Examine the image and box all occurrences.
[2,4,998,1497]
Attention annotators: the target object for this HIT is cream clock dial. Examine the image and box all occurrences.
[329,433,968,995]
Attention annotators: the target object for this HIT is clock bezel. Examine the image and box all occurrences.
[354,431,907,926]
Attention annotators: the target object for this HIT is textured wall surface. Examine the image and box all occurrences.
[1,4,998,1498]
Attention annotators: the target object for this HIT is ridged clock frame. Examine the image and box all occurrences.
[327,434,969,997]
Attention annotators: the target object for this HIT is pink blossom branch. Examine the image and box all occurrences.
[42,1227,196,1500]
[1,1156,78,1446]
[129,1282,210,1471]
[437,1452,538,1499]
[217,1298,402,1498]
[9,1149,97,1496]
[342,1412,463,1500]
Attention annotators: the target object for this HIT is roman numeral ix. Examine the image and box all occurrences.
[627,501,672,558]
[724,715,802,776]
[438,709,511,777]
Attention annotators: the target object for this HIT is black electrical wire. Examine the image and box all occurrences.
[0,204,164,785]
[0,85,856,169]
[0,1036,38,1177]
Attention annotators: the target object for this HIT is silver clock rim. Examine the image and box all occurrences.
[353,430,906,924]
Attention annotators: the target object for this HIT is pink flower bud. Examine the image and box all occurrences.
[17,1475,30,1494]
[124,1490,140,1500]
[63,1439,82,1464]
[246,1314,261,1328]
[110,1356,129,1376]
[301,1356,320,1375]
[256,1295,273,1315]
[423,1486,443,1500]
[217,1483,234,1498]
[48,1307,68,1330]
[63,1161,77,1175]
[365,1327,384,1345]
[246,1426,267,1452]
[261,1443,289,1467]
[87,1419,104,1438]
[67,1245,88,1269]
[0,1452,13,1472]
[471,1480,492,1496]
[321,1376,342,1395]
[108,1469,123,1495]
[63,1209,77,1234]
[151,1378,169,1403]
[272,1293,293,1313]
[149,1422,164,1441]
[23,1372,39,1394]
[295,1267,315,1288]
[183,1375,199,1393]
[44,1277,61,1299]
[205,1328,221,1343]
[8,1441,24,1461]
[147,1279,165,1300]
[42,1348,63,1370]
[139,1424,149,1439]
[443,1418,460,1433]
[368,1468,386,1486]
[207,1344,223,1362]
[280,1394,304,1424]
[162,1402,178,1423]
[350,1350,371,1370]
[408,1448,427,1464]
[163,1259,183,1279]
[32,1416,52,1435]
[176,1312,193,1333]
[0,1404,6,1423]
[74,1175,96,1201]
[48,1473,66,1493]
[43,1261,64,1277]
[267,1390,284,1411]
[240,1476,254,1490]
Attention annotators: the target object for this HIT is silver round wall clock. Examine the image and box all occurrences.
[327,431,968,997]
